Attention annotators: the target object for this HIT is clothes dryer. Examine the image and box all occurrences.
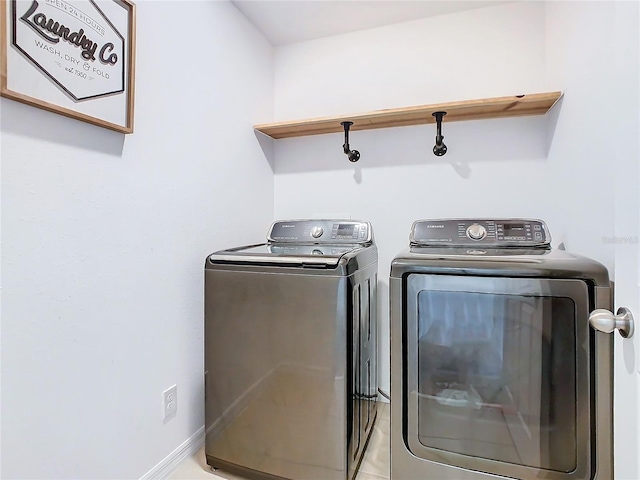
[390,219,616,480]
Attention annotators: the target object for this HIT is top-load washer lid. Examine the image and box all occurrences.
[208,243,364,268]
[208,219,374,268]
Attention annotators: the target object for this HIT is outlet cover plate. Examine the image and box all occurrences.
[163,385,177,421]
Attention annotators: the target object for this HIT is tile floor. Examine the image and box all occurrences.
[170,403,390,480]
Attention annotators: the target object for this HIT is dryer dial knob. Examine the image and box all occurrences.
[466,224,487,241]
[310,226,324,238]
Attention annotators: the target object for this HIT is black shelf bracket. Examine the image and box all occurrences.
[432,111,447,156]
[340,121,360,163]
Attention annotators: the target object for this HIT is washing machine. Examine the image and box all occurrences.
[205,219,378,480]
[390,218,618,480]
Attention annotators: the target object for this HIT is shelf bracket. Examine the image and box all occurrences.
[340,121,360,163]
[432,111,447,156]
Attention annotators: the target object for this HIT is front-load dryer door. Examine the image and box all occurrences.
[405,274,591,480]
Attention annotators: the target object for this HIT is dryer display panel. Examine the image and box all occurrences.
[410,219,550,247]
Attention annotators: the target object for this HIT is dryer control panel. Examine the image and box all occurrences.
[268,220,373,244]
[410,219,550,247]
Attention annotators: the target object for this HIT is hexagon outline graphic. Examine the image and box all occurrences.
[11,0,126,102]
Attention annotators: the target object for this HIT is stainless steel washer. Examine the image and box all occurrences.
[205,219,378,480]
[390,218,614,480]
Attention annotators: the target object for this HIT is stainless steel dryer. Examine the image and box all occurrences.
[205,219,378,480]
[390,219,617,480]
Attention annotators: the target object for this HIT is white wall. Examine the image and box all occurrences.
[273,1,638,473]
[0,2,274,479]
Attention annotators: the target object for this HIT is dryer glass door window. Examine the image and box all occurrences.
[405,275,591,480]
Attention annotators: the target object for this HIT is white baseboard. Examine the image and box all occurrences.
[140,426,205,480]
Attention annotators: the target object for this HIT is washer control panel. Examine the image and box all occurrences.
[410,219,550,247]
[268,220,372,244]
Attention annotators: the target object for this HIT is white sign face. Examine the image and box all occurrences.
[13,0,124,100]
[1,0,135,133]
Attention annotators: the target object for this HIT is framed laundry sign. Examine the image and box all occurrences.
[1,0,136,133]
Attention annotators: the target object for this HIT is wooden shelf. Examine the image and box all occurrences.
[254,91,562,139]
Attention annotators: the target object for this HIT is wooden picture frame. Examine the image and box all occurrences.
[1,0,136,133]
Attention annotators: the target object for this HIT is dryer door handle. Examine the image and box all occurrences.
[589,307,635,338]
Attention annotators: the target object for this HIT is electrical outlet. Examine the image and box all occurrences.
[163,385,177,421]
